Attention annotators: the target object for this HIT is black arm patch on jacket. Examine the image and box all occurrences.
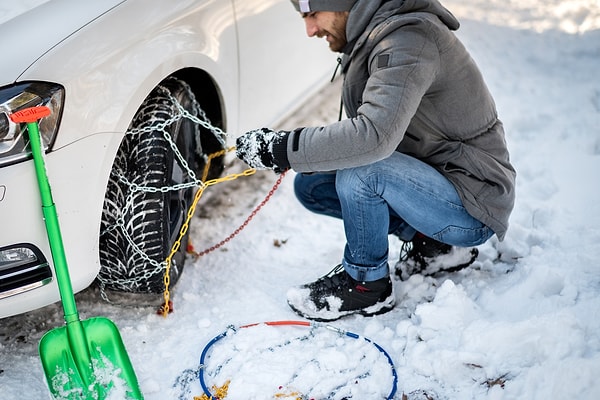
[292,127,304,151]
[377,53,391,69]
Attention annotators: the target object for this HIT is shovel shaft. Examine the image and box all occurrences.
[26,120,80,320]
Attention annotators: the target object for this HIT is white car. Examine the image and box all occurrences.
[0,0,334,318]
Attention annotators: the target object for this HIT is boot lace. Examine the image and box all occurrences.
[315,264,351,291]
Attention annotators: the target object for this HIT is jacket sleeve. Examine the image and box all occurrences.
[287,21,441,173]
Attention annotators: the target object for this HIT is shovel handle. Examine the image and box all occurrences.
[9,106,51,123]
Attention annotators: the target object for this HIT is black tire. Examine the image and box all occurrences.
[98,77,225,293]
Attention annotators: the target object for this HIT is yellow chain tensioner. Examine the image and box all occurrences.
[158,144,293,317]
[158,146,257,316]
[159,146,289,317]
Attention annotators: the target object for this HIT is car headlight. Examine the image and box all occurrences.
[0,82,64,166]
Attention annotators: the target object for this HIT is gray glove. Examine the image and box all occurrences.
[236,128,289,173]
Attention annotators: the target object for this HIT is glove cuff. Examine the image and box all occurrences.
[272,131,292,171]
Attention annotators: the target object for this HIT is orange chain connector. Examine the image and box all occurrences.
[158,146,287,317]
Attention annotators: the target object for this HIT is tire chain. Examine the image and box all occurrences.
[98,84,231,301]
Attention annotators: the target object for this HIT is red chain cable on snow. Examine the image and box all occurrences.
[188,170,288,258]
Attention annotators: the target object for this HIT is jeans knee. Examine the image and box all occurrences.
[294,172,342,218]
[293,173,311,207]
[335,167,368,198]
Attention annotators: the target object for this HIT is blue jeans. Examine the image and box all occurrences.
[294,152,493,281]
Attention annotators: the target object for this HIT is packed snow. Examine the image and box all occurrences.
[1,0,599,399]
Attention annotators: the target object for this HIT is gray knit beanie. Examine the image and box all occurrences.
[290,0,359,12]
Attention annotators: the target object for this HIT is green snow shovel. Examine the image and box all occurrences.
[10,106,143,399]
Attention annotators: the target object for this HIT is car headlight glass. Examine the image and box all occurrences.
[0,82,64,166]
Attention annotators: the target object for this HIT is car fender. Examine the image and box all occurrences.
[8,0,239,312]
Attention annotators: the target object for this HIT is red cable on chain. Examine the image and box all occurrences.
[188,170,288,258]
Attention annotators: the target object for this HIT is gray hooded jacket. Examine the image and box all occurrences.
[284,0,516,240]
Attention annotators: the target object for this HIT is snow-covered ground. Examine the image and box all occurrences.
[1,0,600,399]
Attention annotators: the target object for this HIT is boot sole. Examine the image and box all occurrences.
[288,293,396,322]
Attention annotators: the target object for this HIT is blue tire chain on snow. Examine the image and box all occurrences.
[198,320,398,399]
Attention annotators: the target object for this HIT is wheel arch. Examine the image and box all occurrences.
[100,64,230,195]
[170,67,227,133]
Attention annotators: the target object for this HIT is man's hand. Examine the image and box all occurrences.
[235,128,289,173]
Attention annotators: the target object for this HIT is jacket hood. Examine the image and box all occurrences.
[344,0,460,54]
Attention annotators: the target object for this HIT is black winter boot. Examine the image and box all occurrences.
[287,264,395,322]
[395,233,478,280]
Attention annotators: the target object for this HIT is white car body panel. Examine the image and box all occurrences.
[0,0,334,317]
[0,0,126,85]
[234,0,337,130]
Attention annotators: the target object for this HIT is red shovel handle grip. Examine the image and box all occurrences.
[9,106,51,123]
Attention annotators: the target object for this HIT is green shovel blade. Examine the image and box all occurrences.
[39,317,143,400]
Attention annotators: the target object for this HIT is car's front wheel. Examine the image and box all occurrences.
[98,77,225,294]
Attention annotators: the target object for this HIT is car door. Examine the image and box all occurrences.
[233,0,336,133]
